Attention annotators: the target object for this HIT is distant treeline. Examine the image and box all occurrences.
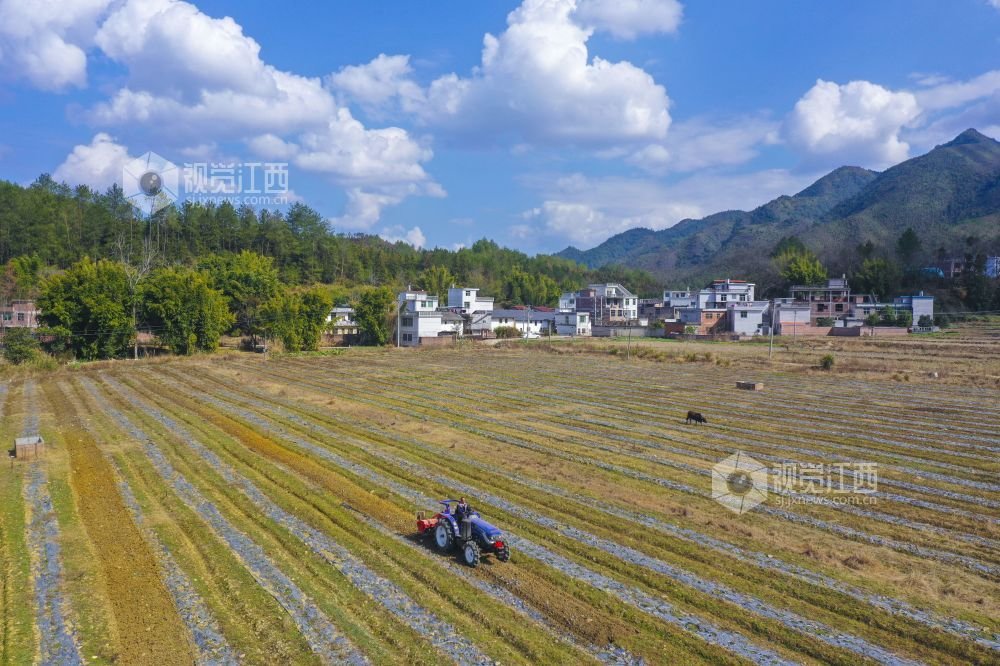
[0,175,660,305]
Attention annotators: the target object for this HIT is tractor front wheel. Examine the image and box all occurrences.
[434,522,453,551]
[462,541,481,567]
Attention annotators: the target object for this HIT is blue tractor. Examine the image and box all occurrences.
[417,500,511,567]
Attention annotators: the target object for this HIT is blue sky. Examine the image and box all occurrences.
[2,1,999,254]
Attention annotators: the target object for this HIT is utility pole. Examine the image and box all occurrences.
[626,317,632,360]
[396,296,402,348]
[768,299,774,361]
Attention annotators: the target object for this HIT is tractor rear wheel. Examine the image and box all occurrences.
[434,522,453,551]
[462,541,481,567]
[496,543,510,562]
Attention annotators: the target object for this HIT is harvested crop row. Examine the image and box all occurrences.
[199,358,996,652]
[98,373,611,666]
[20,381,82,665]
[50,380,233,665]
[77,378,369,665]
[154,367,951,666]
[97,375,498,666]
[250,360,997,576]
[139,368,801,665]
[185,364,1000,654]
[314,361,999,534]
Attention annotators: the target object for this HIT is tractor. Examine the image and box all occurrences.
[416,500,511,567]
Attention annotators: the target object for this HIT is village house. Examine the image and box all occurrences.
[674,280,770,336]
[491,306,556,337]
[788,277,853,325]
[0,300,40,330]
[396,290,462,347]
[447,286,494,337]
[555,310,591,336]
[559,283,638,324]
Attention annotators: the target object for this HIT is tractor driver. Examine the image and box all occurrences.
[455,497,471,521]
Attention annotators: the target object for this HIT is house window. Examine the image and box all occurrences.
[740,312,748,318]
[835,304,844,312]
[2,313,10,321]
[402,317,413,327]
[816,304,826,312]
[16,313,24,322]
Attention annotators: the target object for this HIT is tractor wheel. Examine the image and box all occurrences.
[462,541,481,567]
[434,522,453,551]
[496,543,510,562]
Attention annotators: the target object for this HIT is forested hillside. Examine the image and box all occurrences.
[0,175,658,305]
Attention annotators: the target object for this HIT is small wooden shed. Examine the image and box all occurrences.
[14,435,44,460]
[736,381,764,391]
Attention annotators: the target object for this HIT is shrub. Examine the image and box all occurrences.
[816,317,834,327]
[819,354,835,371]
[3,328,40,365]
[494,326,521,339]
[917,314,933,328]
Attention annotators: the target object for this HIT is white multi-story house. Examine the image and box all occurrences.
[728,300,771,336]
[663,289,697,311]
[447,286,494,337]
[397,290,462,346]
[676,279,769,335]
[555,310,591,336]
[560,283,638,324]
[447,287,494,313]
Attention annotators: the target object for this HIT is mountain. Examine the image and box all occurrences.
[554,129,1000,287]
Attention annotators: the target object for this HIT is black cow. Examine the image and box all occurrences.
[686,411,707,425]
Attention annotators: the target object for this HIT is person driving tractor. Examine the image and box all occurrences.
[455,497,471,521]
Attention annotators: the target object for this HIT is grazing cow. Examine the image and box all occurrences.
[686,410,707,425]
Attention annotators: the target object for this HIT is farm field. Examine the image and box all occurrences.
[1,336,998,664]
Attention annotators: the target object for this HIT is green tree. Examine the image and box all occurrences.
[2,328,39,364]
[37,257,133,360]
[141,267,233,355]
[771,236,807,258]
[960,253,992,310]
[354,286,395,346]
[896,227,922,266]
[199,251,280,344]
[419,265,455,302]
[778,250,826,286]
[853,258,902,299]
[261,286,332,352]
[494,325,520,339]
[856,240,877,261]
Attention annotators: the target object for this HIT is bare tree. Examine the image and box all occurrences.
[116,234,157,360]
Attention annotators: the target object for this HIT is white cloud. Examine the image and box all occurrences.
[412,0,671,147]
[53,133,133,189]
[914,70,1000,111]
[628,115,779,173]
[785,79,920,168]
[0,0,113,91]
[573,0,682,39]
[82,0,439,227]
[379,225,426,248]
[328,54,424,112]
[516,169,816,249]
